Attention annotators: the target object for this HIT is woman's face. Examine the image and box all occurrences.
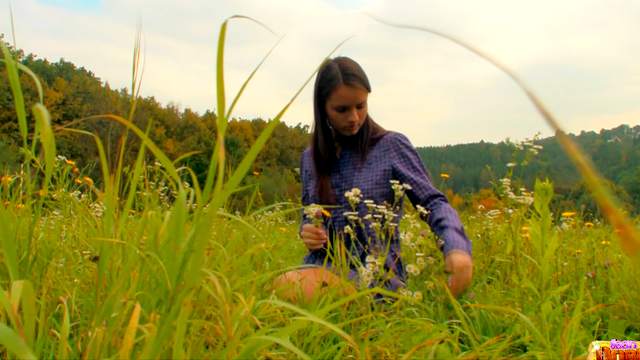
[325,84,368,137]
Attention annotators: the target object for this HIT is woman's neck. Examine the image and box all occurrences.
[334,132,359,150]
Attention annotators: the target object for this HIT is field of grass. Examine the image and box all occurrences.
[1,16,640,359]
[1,160,639,359]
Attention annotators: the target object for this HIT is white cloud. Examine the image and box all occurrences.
[2,0,638,146]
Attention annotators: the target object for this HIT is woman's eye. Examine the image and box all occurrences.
[336,107,347,113]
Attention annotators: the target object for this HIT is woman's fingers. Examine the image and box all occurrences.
[302,236,326,250]
[300,224,328,250]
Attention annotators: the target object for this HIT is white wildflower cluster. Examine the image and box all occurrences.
[416,204,430,220]
[390,180,412,204]
[399,288,423,302]
[505,133,544,171]
[343,224,356,238]
[339,182,415,290]
[513,133,544,155]
[406,263,420,276]
[342,185,404,240]
[135,162,190,209]
[497,178,534,207]
[304,203,325,226]
[358,254,384,288]
[343,211,360,222]
[485,209,502,219]
[415,252,429,270]
[345,188,362,209]
[89,201,106,218]
[400,231,416,250]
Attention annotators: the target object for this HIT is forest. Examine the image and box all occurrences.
[1,35,638,214]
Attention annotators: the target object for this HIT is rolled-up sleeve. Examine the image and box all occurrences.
[389,133,472,257]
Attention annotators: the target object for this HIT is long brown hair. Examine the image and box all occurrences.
[312,56,387,204]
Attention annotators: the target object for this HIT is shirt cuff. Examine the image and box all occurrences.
[439,228,472,258]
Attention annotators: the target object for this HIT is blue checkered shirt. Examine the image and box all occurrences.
[300,132,472,287]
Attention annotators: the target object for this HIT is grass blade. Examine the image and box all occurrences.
[11,280,36,348]
[0,323,36,360]
[32,104,56,192]
[250,335,311,360]
[225,19,280,119]
[467,303,554,356]
[1,39,27,147]
[368,15,640,257]
[118,302,141,360]
[216,38,351,208]
[57,298,71,359]
[0,60,44,103]
[60,114,182,187]
[0,209,20,281]
[203,15,278,204]
[173,295,193,359]
[260,299,360,356]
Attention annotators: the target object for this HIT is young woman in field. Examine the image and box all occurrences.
[274,56,472,302]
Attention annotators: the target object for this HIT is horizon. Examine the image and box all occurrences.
[1,40,637,148]
[2,0,639,147]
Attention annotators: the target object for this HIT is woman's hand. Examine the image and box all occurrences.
[300,224,328,250]
[445,250,473,297]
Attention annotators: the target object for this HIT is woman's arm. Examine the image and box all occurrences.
[389,133,472,296]
[389,133,472,256]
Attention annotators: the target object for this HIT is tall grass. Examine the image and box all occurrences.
[0,14,638,359]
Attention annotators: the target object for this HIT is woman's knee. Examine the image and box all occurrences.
[272,267,354,303]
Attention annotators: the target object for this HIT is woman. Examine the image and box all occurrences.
[275,56,472,302]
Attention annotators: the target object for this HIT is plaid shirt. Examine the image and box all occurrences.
[300,131,472,287]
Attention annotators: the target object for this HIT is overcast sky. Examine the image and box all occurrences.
[2,0,639,146]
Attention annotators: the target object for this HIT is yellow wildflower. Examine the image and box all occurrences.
[321,209,331,218]
[65,159,76,166]
[37,189,47,197]
[16,204,25,210]
[575,249,583,256]
[561,211,577,218]
[440,173,450,180]
[584,222,594,228]
[601,239,611,246]
[72,167,80,175]
[0,175,11,186]
[74,178,83,185]
[83,176,94,187]
[252,171,260,176]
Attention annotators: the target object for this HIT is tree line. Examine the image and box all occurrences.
[417,124,640,216]
[0,36,309,207]
[2,36,638,214]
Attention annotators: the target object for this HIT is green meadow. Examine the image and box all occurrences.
[1,17,639,359]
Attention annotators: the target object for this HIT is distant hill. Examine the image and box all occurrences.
[2,36,638,214]
[417,124,640,213]
[0,36,310,207]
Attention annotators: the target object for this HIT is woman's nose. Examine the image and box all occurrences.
[348,108,359,121]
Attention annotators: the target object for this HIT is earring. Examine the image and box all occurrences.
[326,118,334,132]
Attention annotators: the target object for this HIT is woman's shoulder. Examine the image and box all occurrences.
[300,147,313,169]
[378,131,414,149]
